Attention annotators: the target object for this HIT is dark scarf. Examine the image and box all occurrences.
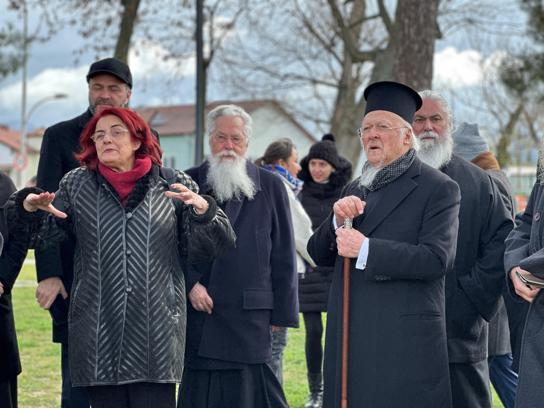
[360,148,416,197]
[263,163,304,195]
[98,156,153,205]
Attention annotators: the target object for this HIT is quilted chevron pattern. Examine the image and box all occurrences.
[20,166,234,386]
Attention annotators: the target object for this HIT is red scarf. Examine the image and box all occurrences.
[98,156,153,205]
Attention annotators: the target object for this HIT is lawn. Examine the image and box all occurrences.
[12,255,505,407]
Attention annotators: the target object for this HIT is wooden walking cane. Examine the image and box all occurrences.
[341,218,353,408]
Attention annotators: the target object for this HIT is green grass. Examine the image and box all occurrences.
[12,255,505,407]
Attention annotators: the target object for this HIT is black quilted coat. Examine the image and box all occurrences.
[6,165,235,386]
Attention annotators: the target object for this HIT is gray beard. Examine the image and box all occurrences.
[207,152,256,202]
[417,131,453,169]
[358,164,382,189]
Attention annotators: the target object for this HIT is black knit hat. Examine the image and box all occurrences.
[364,81,422,123]
[306,133,340,169]
[86,58,133,89]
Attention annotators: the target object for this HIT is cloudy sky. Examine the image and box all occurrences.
[0,1,522,136]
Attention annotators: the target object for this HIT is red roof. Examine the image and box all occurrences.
[0,126,21,150]
[136,100,315,142]
[0,125,38,152]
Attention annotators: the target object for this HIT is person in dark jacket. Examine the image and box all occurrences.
[414,92,513,408]
[452,122,520,408]
[309,81,461,408]
[297,133,352,408]
[504,154,544,408]
[35,57,137,408]
[0,172,28,408]
[178,104,299,408]
[6,108,235,408]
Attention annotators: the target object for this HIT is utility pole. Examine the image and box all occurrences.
[194,0,205,165]
[17,1,28,188]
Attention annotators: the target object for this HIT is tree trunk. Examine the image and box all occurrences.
[114,0,141,63]
[497,101,524,167]
[329,0,366,165]
[391,0,439,91]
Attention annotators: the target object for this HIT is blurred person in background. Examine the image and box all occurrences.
[0,171,28,408]
[452,122,519,408]
[255,137,316,385]
[414,92,513,408]
[296,133,352,408]
[4,107,234,408]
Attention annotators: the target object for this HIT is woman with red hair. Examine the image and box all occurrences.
[4,107,235,408]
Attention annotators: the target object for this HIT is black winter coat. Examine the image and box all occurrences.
[441,155,513,364]
[504,180,544,407]
[6,165,235,386]
[297,157,351,313]
[309,158,460,408]
[0,172,26,381]
[35,110,92,343]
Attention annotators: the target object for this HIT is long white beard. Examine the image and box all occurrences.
[359,164,382,188]
[417,131,453,169]
[207,151,256,202]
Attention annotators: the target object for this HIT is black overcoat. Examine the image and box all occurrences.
[184,161,299,366]
[0,172,26,381]
[308,158,460,408]
[35,110,92,343]
[441,155,513,363]
[504,180,544,407]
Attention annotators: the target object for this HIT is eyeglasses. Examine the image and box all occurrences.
[357,123,407,137]
[213,133,245,146]
[91,126,130,143]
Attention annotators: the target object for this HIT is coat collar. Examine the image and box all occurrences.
[197,159,262,225]
[355,158,421,236]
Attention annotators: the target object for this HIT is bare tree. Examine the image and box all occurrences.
[218,0,441,164]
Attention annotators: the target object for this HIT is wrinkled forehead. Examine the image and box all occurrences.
[416,98,446,117]
[362,110,404,126]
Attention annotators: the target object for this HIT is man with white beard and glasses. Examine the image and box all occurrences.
[178,104,298,408]
[413,90,513,408]
[308,81,461,408]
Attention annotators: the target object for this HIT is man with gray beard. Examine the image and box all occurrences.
[413,91,513,408]
[178,104,298,408]
[309,81,461,408]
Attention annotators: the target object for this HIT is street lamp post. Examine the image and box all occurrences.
[16,93,68,186]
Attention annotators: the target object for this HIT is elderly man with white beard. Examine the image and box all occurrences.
[413,90,513,408]
[309,81,461,408]
[177,104,298,408]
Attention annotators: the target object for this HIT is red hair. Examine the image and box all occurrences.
[76,107,163,170]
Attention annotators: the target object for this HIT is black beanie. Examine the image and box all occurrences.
[306,133,340,169]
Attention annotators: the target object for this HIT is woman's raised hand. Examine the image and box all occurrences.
[23,192,68,219]
[165,183,209,215]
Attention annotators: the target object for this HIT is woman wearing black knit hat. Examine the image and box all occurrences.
[297,134,352,408]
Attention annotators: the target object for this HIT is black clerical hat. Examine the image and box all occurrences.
[363,81,422,123]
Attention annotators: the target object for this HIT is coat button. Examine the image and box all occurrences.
[535,212,541,221]
[126,249,132,256]
[126,212,132,219]
[126,286,132,293]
